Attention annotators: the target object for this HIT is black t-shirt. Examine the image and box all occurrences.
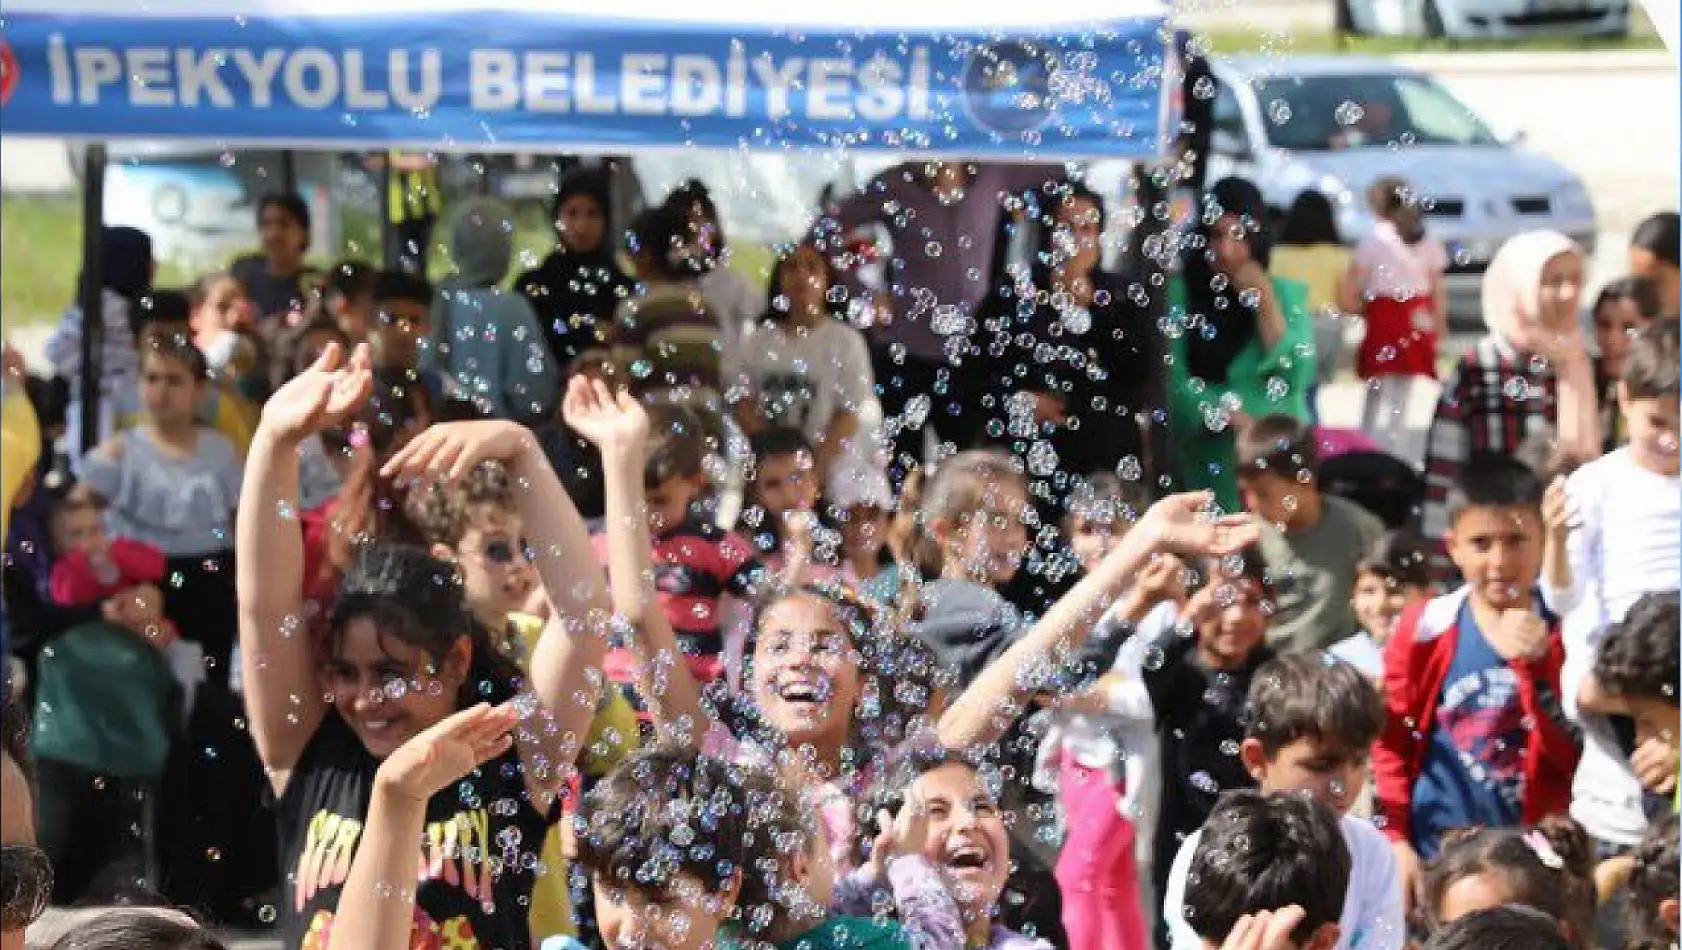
[1143,632,1274,885]
[276,710,555,950]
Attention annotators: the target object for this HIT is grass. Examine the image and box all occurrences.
[1202,4,1663,54]
[1,191,778,330]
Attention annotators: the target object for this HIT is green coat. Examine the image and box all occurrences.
[1165,275,1316,512]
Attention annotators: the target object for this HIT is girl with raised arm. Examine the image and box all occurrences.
[236,341,613,950]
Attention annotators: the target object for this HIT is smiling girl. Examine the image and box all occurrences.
[236,342,613,950]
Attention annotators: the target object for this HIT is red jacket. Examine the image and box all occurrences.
[1372,586,1579,846]
[50,537,166,607]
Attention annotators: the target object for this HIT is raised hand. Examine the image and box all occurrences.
[1488,608,1551,662]
[561,376,650,458]
[1134,491,1260,560]
[373,703,519,804]
[1219,906,1308,950]
[868,792,931,877]
[1542,476,1576,537]
[1135,552,1189,605]
[259,341,373,443]
[381,419,537,487]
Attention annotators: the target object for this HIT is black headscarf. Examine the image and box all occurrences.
[80,226,154,312]
[547,168,616,265]
[1181,177,1273,384]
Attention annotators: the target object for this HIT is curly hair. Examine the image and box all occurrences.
[1626,810,1680,950]
[1593,589,1680,706]
[575,743,754,904]
[412,459,517,549]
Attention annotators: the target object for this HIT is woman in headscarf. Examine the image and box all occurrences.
[1165,177,1316,512]
[973,180,1163,518]
[1419,230,1596,579]
[42,226,154,457]
[516,167,633,374]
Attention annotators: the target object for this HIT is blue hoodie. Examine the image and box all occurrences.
[428,197,560,421]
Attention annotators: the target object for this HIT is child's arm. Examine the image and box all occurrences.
[382,419,616,807]
[1540,476,1573,609]
[237,342,373,794]
[1372,602,1425,910]
[938,493,1255,750]
[328,703,518,950]
[835,796,965,950]
[560,377,709,746]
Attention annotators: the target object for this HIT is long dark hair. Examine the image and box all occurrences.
[760,237,848,326]
[46,909,228,950]
[1182,177,1273,383]
[78,226,154,316]
[326,544,524,709]
[1422,816,1597,949]
[1371,177,1426,245]
[1279,190,1342,246]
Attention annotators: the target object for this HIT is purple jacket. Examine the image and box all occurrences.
[832,163,1064,362]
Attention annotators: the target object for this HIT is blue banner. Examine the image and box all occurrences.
[0,11,1172,158]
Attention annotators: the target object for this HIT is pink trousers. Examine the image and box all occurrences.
[1055,757,1149,950]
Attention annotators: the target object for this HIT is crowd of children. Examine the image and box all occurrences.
[0,172,1679,950]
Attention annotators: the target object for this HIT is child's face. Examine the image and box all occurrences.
[647,474,706,535]
[913,762,1012,918]
[838,504,889,559]
[1629,695,1681,755]
[1437,871,1515,927]
[557,193,607,255]
[777,245,830,316]
[139,355,203,426]
[1067,514,1128,574]
[193,277,250,335]
[748,594,863,751]
[259,204,308,262]
[319,620,469,760]
[1187,569,1271,668]
[438,504,534,625]
[1351,571,1424,645]
[1595,296,1651,378]
[592,872,735,950]
[1536,251,1586,333]
[1239,471,1316,531]
[1617,391,1681,476]
[370,298,431,369]
[332,291,375,341]
[1445,506,1544,612]
[754,450,820,521]
[51,506,106,557]
[941,481,1032,585]
[1245,736,1368,816]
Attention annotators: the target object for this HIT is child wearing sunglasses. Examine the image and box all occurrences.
[412,459,640,944]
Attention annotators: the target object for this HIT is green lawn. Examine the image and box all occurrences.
[1,191,777,329]
[1201,3,1662,54]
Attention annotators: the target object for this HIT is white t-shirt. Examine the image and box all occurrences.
[1558,447,1682,846]
[1032,600,1177,864]
[725,317,880,465]
[1164,813,1405,950]
[1353,222,1447,301]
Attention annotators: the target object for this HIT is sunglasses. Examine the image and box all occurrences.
[2,843,53,931]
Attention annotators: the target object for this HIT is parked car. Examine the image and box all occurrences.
[1341,0,1631,39]
[1206,55,1597,326]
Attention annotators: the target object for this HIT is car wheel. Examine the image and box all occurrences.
[1422,0,1447,38]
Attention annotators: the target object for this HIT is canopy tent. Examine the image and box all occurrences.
[0,0,1178,158]
[0,0,1195,470]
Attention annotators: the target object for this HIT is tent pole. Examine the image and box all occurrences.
[280,149,298,194]
[78,143,108,457]
[379,156,397,270]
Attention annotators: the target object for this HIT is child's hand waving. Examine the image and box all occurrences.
[1134,491,1260,560]
[561,376,649,458]
[868,792,930,878]
[381,419,537,486]
[373,703,519,805]
[259,341,373,443]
